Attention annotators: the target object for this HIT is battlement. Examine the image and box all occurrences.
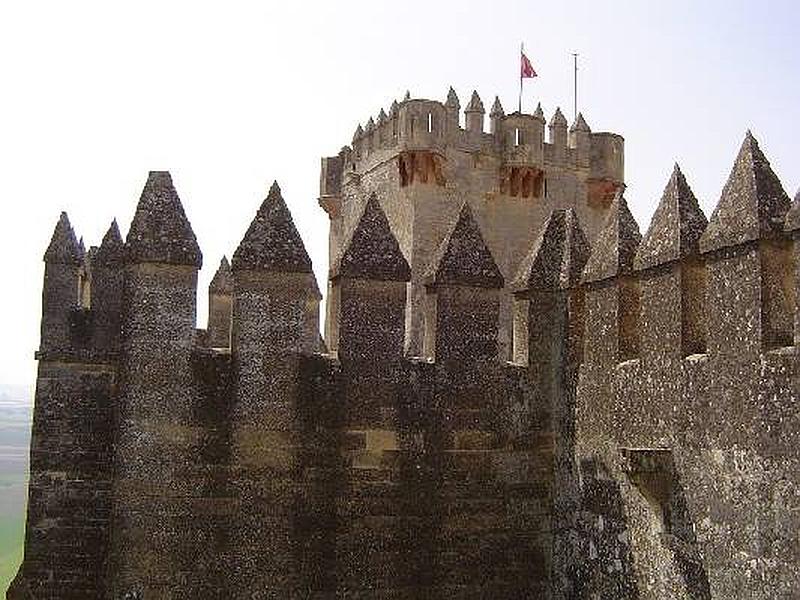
[321,88,624,206]
[13,104,800,598]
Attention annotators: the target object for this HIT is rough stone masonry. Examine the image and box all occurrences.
[9,87,800,599]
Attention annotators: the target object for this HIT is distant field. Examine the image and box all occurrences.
[0,385,32,596]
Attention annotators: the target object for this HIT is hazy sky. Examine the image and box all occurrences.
[0,1,798,386]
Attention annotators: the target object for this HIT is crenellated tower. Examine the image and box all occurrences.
[319,87,625,358]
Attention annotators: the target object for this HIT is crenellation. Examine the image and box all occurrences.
[14,85,800,600]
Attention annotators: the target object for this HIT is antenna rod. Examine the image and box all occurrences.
[572,53,578,121]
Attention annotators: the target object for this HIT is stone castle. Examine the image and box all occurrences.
[9,86,799,599]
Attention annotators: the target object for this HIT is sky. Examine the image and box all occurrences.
[0,0,798,387]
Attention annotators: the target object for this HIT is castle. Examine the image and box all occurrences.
[9,87,799,599]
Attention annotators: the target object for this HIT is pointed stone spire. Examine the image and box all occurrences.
[78,236,86,257]
[512,209,590,292]
[426,204,504,288]
[94,219,125,265]
[570,112,591,133]
[635,164,708,270]
[403,90,411,101]
[44,212,83,264]
[445,87,460,109]
[787,188,800,232]
[365,117,375,132]
[582,192,642,284]
[700,131,791,253]
[125,171,202,267]
[210,256,232,293]
[332,194,410,281]
[390,100,399,115]
[550,107,567,127]
[533,102,545,121]
[377,108,388,124]
[490,96,505,118]
[352,124,363,143]
[465,91,485,113]
[231,181,312,273]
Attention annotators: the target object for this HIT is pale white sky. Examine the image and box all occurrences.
[0,0,798,386]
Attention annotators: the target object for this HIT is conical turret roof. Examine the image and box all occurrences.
[94,219,125,266]
[231,181,313,273]
[512,209,589,292]
[490,96,505,118]
[635,165,708,270]
[426,204,503,288]
[550,108,567,127]
[209,256,233,293]
[125,171,202,267]
[44,212,83,264]
[570,113,591,133]
[700,131,790,252]
[332,194,410,281]
[465,91,484,113]
[446,87,460,109]
[533,103,544,120]
[582,192,642,283]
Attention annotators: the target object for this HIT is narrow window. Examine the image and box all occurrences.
[427,112,433,133]
[544,178,548,198]
[515,128,521,146]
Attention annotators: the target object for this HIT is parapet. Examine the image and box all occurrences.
[321,87,626,209]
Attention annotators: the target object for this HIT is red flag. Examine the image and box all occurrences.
[521,52,537,78]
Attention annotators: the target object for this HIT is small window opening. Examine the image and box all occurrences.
[515,128,524,146]
[544,178,548,198]
[427,112,433,133]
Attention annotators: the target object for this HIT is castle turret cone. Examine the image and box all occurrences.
[125,171,202,267]
[533,102,545,120]
[331,194,410,281]
[231,181,313,273]
[550,107,567,127]
[512,209,589,292]
[490,96,504,118]
[445,87,460,109]
[209,256,232,293]
[465,91,484,113]
[700,131,791,253]
[635,164,708,270]
[44,212,83,264]
[582,192,642,283]
[426,203,503,288]
[570,112,591,133]
[94,219,125,266]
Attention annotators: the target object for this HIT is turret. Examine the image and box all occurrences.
[548,108,568,157]
[581,192,642,365]
[207,255,232,348]
[634,165,708,359]
[569,112,591,167]
[111,170,204,596]
[445,86,460,133]
[464,90,485,135]
[90,219,125,353]
[489,96,504,135]
[328,193,411,360]
[39,212,83,355]
[227,180,321,595]
[423,203,503,363]
[699,131,792,354]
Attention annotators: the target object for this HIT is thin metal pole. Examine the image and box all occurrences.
[519,42,524,113]
[572,53,578,120]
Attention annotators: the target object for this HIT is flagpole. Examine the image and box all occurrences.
[572,52,578,121]
[519,43,523,113]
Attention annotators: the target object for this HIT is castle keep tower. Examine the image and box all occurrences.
[319,88,624,357]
